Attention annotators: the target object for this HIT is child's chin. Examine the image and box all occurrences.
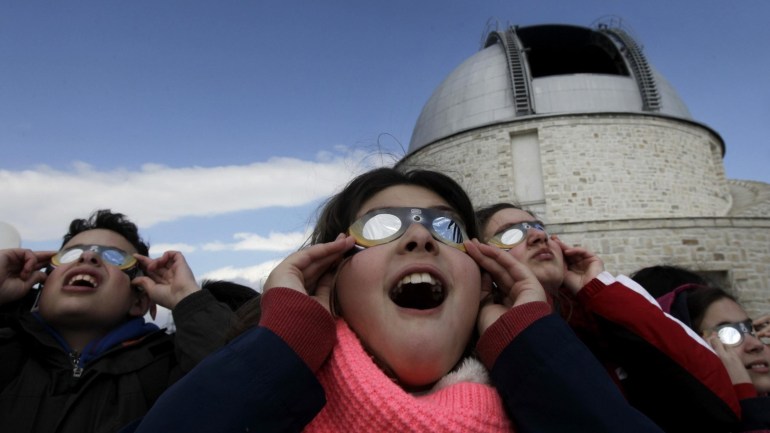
[390,358,454,387]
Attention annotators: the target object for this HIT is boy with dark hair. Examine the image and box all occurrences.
[0,209,235,433]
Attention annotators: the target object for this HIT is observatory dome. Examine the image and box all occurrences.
[409,23,692,153]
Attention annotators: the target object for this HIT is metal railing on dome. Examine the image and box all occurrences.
[596,19,662,112]
[484,27,535,116]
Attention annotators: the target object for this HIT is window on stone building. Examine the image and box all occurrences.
[510,131,545,205]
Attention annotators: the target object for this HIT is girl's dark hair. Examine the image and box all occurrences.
[686,286,737,333]
[475,202,529,240]
[61,209,149,256]
[310,167,478,245]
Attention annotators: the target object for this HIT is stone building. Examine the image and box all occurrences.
[397,21,770,315]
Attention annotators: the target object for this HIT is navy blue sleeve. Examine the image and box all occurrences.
[738,397,770,432]
[491,314,664,433]
[121,326,325,433]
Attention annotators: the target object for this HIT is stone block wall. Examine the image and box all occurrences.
[552,217,770,317]
[400,113,732,223]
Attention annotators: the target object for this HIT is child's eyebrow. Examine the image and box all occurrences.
[493,221,524,233]
[360,205,458,213]
[428,206,465,221]
[494,220,546,233]
[429,205,457,213]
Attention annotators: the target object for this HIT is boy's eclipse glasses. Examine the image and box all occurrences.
[51,244,140,278]
[487,221,547,249]
[348,207,468,252]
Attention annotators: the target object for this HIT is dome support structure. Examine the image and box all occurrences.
[485,27,534,116]
[598,24,661,112]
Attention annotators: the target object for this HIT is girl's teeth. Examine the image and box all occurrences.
[399,273,438,287]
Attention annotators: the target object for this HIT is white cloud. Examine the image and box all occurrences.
[202,230,309,252]
[149,242,197,255]
[1,148,382,242]
[200,259,283,291]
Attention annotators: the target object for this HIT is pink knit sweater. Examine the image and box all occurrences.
[305,320,513,433]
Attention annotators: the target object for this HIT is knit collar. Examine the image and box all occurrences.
[305,320,513,433]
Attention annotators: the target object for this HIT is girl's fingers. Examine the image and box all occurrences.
[265,235,354,293]
[707,334,752,385]
[465,239,508,271]
[295,236,353,278]
[465,239,543,303]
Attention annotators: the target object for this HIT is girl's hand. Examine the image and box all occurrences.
[133,251,200,310]
[753,315,770,344]
[707,333,752,385]
[553,235,604,295]
[464,239,547,334]
[0,249,53,305]
[263,234,355,313]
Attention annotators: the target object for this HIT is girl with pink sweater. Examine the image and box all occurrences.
[124,168,662,433]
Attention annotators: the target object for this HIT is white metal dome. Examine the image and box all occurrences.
[409,23,692,153]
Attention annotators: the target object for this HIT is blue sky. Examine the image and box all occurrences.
[2,0,768,290]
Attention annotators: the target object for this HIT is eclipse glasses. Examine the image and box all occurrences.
[348,207,468,252]
[51,244,140,278]
[708,319,757,347]
[487,221,547,250]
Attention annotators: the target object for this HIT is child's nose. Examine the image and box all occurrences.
[78,251,101,266]
[526,226,548,245]
[400,224,438,254]
[743,333,766,353]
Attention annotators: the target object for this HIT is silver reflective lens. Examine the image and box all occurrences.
[433,216,463,244]
[717,326,742,346]
[102,249,127,266]
[58,248,86,264]
[362,213,402,241]
[499,229,524,246]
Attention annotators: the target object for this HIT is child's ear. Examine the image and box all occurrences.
[128,287,151,318]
